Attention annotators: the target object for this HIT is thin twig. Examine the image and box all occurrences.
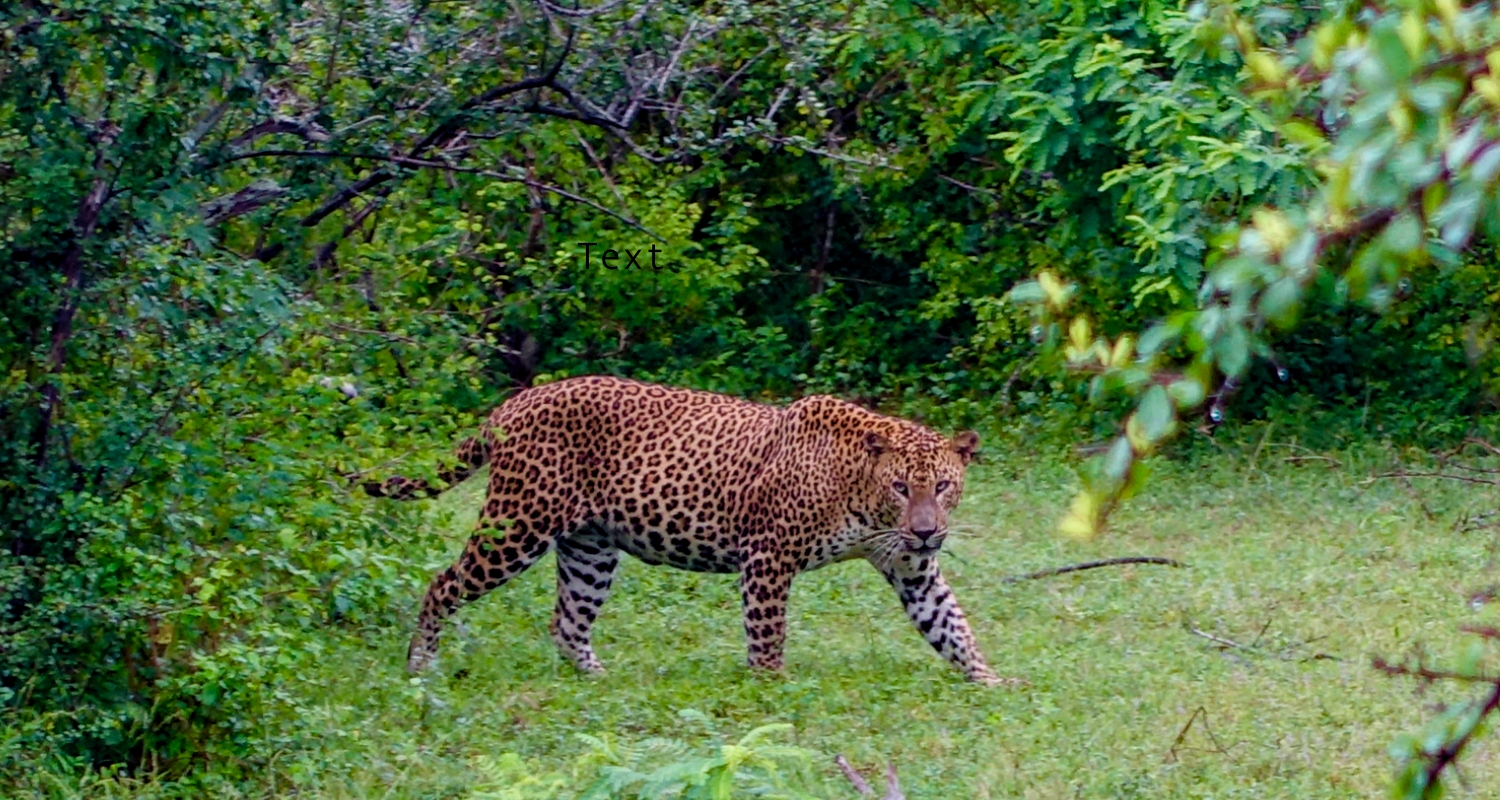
[937,173,998,197]
[1000,556,1186,583]
[882,763,905,800]
[1166,707,1204,763]
[1373,657,1500,684]
[1463,625,1500,640]
[221,149,662,240]
[1189,628,1251,650]
[1283,455,1342,467]
[1189,625,1342,662]
[1376,624,1500,792]
[1465,437,1500,458]
[996,361,1024,414]
[1248,617,1274,649]
[835,755,873,797]
[1362,471,1500,486]
[1429,681,1500,789]
[834,755,904,800]
[1166,707,1236,763]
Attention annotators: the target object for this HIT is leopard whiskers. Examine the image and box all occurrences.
[864,530,905,568]
[871,541,901,570]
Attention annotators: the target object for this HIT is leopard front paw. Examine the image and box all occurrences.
[969,667,1027,688]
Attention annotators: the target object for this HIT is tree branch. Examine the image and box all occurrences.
[31,129,116,468]
[201,178,288,225]
[228,116,331,150]
[229,149,661,240]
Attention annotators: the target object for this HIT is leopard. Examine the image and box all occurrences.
[364,375,1006,685]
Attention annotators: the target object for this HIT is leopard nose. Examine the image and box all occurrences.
[913,528,942,547]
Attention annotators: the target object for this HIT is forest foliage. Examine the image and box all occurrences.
[2,0,1498,793]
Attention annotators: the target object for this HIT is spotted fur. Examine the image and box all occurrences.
[366,375,1004,684]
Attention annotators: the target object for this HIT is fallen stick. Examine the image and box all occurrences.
[1188,625,1342,662]
[1284,455,1342,467]
[1361,470,1500,486]
[834,755,905,800]
[1188,627,1245,650]
[1000,556,1186,583]
[834,755,872,797]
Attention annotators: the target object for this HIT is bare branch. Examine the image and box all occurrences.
[1374,657,1500,684]
[202,178,287,225]
[33,126,117,467]
[300,71,568,229]
[227,149,662,240]
[938,173,998,197]
[706,43,775,106]
[538,0,630,17]
[228,116,331,150]
[301,171,394,229]
[522,101,628,129]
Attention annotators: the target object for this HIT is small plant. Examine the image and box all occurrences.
[469,752,572,800]
[572,710,824,800]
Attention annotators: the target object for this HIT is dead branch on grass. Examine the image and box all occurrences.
[835,756,904,800]
[1362,470,1500,487]
[1165,707,1237,763]
[1283,454,1342,467]
[1187,623,1341,663]
[1000,556,1186,584]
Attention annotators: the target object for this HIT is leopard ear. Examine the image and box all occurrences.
[864,431,890,456]
[951,430,980,464]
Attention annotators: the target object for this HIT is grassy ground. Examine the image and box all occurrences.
[128,434,1500,796]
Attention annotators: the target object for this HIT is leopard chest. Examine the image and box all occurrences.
[796,514,887,571]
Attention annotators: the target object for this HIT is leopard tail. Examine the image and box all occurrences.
[362,432,493,500]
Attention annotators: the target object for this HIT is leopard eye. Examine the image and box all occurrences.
[892,480,909,497]
[935,480,952,493]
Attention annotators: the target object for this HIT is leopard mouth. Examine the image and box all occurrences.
[906,537,945,555]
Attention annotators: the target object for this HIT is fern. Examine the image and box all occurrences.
[572,714,826,799]
[469,752,570,800]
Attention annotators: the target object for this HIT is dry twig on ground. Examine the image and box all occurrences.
[1000,556,1186,583]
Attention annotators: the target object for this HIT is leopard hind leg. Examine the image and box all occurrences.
[406,516,558,673]
[549,522,621,673]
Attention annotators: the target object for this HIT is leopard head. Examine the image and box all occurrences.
[863,429,979,555]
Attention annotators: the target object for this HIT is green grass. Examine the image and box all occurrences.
[85,435,1500,797]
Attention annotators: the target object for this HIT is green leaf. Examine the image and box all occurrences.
[1368,21,1413,84]
[1280,119,1327,151]
[1260,278,1302,330]
[1138,319,1183,357]
[1216,326,1251,378]
[1006,280,1046,305]
[1137,386,1174,442]
[1166,378,1206,409]
[1103,436,1134,483]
